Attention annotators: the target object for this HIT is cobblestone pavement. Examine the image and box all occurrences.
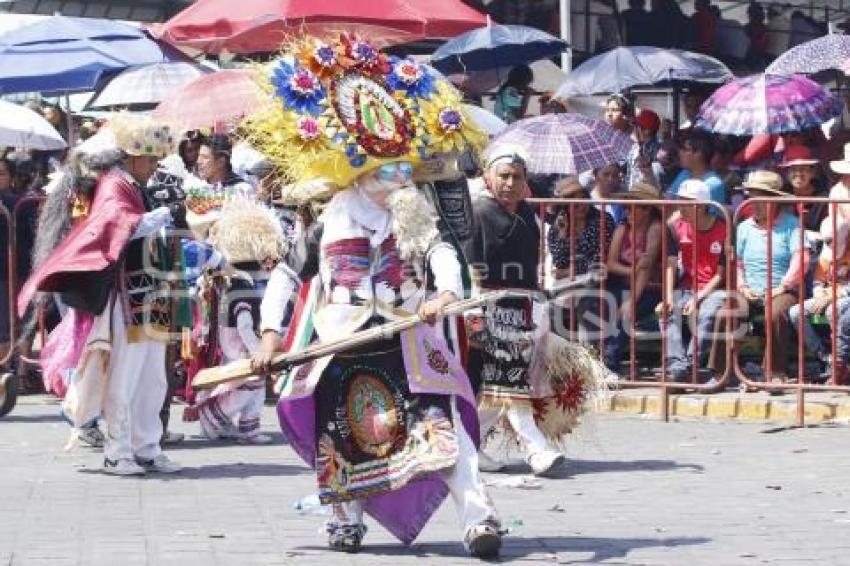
[3,395,850,565]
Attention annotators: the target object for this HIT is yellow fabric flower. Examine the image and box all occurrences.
[421,83,487,155]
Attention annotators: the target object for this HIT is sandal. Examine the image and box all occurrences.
[326,523,367,553]
[465,520,502,559]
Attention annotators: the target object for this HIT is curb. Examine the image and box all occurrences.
[600,389,850,422]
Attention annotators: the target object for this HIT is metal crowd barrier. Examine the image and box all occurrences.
[530,195,850,426]
[730,196,850,425]
[7,193,850,427]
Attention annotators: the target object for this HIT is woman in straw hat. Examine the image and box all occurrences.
[605,182,664,372]
[736,170,809,391]
[780,145,826,232]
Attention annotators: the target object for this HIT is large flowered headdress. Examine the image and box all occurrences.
[242,34,487,203]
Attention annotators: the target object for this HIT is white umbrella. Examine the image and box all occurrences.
[87,62,210,110]
[0,100,67,150]
[464,104,507,137]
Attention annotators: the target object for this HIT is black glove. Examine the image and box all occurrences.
[169,202,189,231]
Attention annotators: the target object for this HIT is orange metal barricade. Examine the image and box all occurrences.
[8,191,850,427]
[529,197,735,406]
[731,196,850,426]
[10,196,47,373]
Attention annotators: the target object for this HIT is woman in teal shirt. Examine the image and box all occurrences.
[736,171,808,391]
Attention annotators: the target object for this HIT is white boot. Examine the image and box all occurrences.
[477,450,506,472]
[527,450,565,476]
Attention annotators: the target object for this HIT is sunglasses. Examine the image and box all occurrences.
[377,161,414,182]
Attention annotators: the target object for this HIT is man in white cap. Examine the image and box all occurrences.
[657,178,727,383]
[18,114,186,475]
[464,145,567,476]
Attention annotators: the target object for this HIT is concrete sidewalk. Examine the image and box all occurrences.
[602,388,850,422]
[4,395,850,565]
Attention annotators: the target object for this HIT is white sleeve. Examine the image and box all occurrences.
[259,264,298,334]
[235,309,261,353]
[131,207,172,240]
[428,243,462,298]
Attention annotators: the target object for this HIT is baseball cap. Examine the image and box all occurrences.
[678,179,711,201]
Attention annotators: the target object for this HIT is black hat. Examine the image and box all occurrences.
[203,133,232,156]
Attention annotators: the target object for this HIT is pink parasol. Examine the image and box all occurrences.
[153,69,267,132]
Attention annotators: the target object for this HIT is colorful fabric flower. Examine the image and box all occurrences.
[339,34,390,74]
[270,61,326,116]
[421,83,487,155]
[296,39,341,79]
[295,116,322,141]
[438,108,463,131]
[386,57,436,99]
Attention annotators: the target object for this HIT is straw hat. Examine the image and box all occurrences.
[779,145,818,168]
[620,182,661,201]
[742,170,787,197]
[830,142,850,175]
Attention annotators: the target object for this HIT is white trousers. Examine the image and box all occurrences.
[331,399,499,539]
[199,383,265,439]
[103,301,167,462]
[478,403,552,457]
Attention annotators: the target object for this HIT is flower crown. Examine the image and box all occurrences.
[242,33,486,202]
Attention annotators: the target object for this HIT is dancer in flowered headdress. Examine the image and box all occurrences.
[243,33,502,557]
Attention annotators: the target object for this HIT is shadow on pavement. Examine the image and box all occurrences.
[162,432,289,450]
[76,462,308,480]
[169,462,309,480]
[0,413,65,423]
[497,458,704,478]
[296,535,710,561]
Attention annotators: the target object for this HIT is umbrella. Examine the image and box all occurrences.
[0,100,67,150]
[431,24,567,74]
[448,59,566,97]
[766,35,850,76]
[153,69,267,132]
[489,113,634,175]
[87,62,211,110]
[464,104,507,137]
[0,15,189,95]
[695,74,843,135]
[554,47,732,99]
[152,0,487,54]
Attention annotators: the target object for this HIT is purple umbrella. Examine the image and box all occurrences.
[766,35,850,76]
[695,74,842,136]
[488,113,634,175]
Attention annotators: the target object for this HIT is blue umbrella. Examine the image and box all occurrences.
[430,24,567,74]
[555,46,732,99]
[0,16,188,95]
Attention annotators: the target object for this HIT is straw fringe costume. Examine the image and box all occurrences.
[244,34,502,557]
[193,199,287,443]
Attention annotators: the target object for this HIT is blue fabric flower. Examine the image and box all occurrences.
[386,56,436,99]
[270,61,326,116]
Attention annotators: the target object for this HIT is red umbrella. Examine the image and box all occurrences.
[153,69,267,132]
[152,0,488,54]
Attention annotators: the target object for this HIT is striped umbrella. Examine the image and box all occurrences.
[695,74,842,135]
[88,62,211,110]
[488,113,634,175]
[153,69,267,132]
